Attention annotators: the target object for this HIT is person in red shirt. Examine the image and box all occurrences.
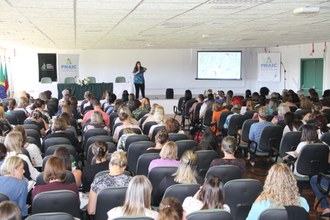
[82,98,110,127]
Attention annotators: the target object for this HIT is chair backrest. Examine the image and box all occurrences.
[241,119,258,143]
[257,125,283,152]
[196,150,219,178]
[27,136,42,151]
[45,144,77,159]
[43,137,72,153]
[294,109,310,118]
[224,179,263,220]
[244,110,255,119]
[32,190,81,218]
[5,113,18,125]
[12,110,27,124]
[150,125,166,142]
[127,141,155,174]
[173,97,185,115]
[193,102,203,123]
[183,99,197,118]
[148,166,178,198]
[175,140,198,158]
[227,114,247,136]
[83,128,110,152]
[124,134,150,151]
[217,111,233,131]
[143,121,158,135]
[87,76,96,83]
[115,76,126,83]
[64,77,76,84]
[258,208,288,220]
[118,127,142,141]
[0,192,9,202]
[168,133,188,142]
[35,170,76,185]
[320,132,330,146]
[279,131,302,158]
[40,77,52,83]
[186,209,233,220]
[136,153,160,176]
[296,143,329,176]
[26,212,74,220]
[205,165,242,184]
[113,217,154,220]
[163,183,201,204]
[203,108,213,127]
[94,187,128,220]
[24,123,41,135]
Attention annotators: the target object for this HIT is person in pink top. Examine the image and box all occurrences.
[148,141,180,172]
[82,98,110,127]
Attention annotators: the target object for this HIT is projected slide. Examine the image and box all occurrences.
[197,51,242,80]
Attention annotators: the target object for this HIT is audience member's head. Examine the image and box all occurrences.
[300,124,318,143]
[4,131,23,154]
[155,130,169,145]
[158,197,183,220]
[174,150,199,184]
[92,141,108,162]
[43,156,67,183]
[159,141,178,160]
[221,136,237,155]
[52,117,67,132]
[0,201,22,220]
[91,111,105,125]
[197,176,225,210]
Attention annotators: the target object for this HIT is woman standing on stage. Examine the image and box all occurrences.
[132,61,147,99]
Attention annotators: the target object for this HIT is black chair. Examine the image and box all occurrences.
[83,128,109,152]
[320,132,330,146]
[258,207,309,220]
[276,119,286,129]
[124,135,150,151]
[139,114,149,128]
[294,109,310,118]
[186,209,233,220]
[0,193,9,202]
[202,108,213,128]
[173,97,184,120]
[249,125,283,162]
[35,171,76,185]
[136,153,160,176]
[168,133,188,142]
[45,144,77,159]
[149,125,166,142]
[205,165,242,184]
[148,166,178,203]
[26,212,74,220]
[278,131,302,158]
[182,99,197,128]
[294,143,329,182]
[196,150,219,178]
[5,113,18,125]
[27,136,42,151]
[244,110,255,119]
[162,183,201,203]
[24,124,41,136]
[289,106,298,113]
[94,187,128,220]
[86,142,116,165]
[12,110,27,124]
[227,114,247,142]
[314,173,330,218]
[175,140,198,159]
[43,137,71,153]
[32,190,81,219]
[127,141,155,174]
[217,111,233,135]
[239,119,258,152]
[142,121,158,135]
[109,112,118,133]
[191,102,203,128]
[224,179,263,220]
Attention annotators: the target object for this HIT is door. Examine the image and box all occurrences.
[301,58,323,97]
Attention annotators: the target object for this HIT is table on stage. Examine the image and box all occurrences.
[57,83,113,100]
[113,83,135,98]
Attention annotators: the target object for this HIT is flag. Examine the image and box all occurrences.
[0,61,6,99]
[3,62,8,92]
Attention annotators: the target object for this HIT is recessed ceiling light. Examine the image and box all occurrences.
[293,6,320,15]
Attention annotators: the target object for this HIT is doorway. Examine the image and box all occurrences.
[300,58,323,97]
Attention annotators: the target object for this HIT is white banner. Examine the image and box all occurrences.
[257,53,281,82]
[58,54,79,83]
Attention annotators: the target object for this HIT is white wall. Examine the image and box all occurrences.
[4,42,329,99]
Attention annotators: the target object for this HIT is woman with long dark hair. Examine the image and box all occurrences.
[132,61,147,99]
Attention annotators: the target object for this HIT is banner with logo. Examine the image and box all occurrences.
[58,54,79,83]
[38,53,57,82]
[257,53,281,82]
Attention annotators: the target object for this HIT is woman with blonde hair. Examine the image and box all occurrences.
[113,111,141,143]
[246,163,309,220]
[0,106,12,133]
[83,111,110,132]
[154,150,200,205]
[0,156,28,217]
[148,105,166,139]
[107,175,158,220]
[87,150,132,215]
[5,131,39,180]
[148,141,180,172]
[141,103,160,128]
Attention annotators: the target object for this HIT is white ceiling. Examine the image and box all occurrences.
[0,0,329,49]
